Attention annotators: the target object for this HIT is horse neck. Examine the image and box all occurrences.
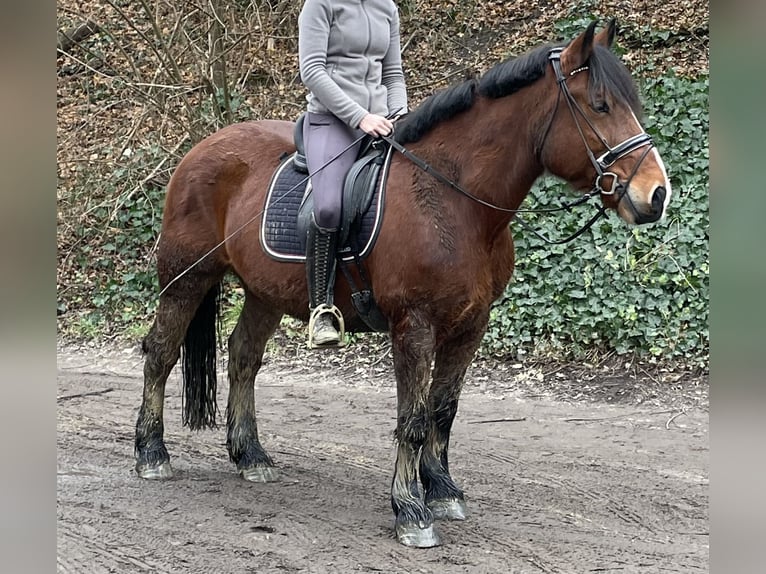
[416,90,549,237]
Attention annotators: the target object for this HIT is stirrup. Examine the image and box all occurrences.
[308,304,346,349]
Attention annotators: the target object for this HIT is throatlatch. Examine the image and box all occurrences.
[306,214,345,348]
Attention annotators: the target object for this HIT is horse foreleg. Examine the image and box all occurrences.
[226,290,282,482]
[135,292,207,479]
[390,312,440,547]
[420,314,488,521]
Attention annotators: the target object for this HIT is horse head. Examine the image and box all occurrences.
[540,20,671,225]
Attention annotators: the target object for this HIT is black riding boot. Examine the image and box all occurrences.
[306,215,344,347]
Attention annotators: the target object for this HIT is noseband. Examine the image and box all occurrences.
[544,48,654,209]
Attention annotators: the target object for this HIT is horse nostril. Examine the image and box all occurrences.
[651,186,666,214]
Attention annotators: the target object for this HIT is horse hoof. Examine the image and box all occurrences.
[396,523,441,548]
[428,498,468,521]
[240,465,279,483]
[136,461,173,480]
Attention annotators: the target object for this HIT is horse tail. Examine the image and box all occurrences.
[181,282,221,430]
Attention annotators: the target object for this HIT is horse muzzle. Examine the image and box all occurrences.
[618,184,668,225]
[633,185,668,224]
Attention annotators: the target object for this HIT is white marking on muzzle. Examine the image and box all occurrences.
[628,110,672,217]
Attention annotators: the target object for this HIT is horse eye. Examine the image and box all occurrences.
[594,101,610,114]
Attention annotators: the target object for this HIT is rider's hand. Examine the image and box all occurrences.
[359,113,394,137]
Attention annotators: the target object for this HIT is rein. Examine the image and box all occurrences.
[383,47,656,245]
[381,131,606,245]
[380,132,598,216]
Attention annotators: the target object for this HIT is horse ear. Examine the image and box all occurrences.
[560,21,597,72]
[594,19,617,49]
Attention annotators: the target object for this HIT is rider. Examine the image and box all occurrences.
[298,0,408,347]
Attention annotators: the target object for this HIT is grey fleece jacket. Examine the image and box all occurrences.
[298,0,408,129]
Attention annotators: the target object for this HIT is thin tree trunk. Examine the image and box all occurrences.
[209,0,231,124]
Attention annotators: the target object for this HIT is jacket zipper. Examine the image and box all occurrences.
[362,1,372,111]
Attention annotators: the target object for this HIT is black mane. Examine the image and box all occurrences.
[477,43,555,99]
[393,78,478,145]
[395,41,641,145]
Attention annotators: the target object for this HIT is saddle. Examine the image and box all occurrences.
[260,114,392,331]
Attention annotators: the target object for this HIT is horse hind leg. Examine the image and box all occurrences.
[420,314,489,521]
[135,278,222,479]
[226,289,283,482]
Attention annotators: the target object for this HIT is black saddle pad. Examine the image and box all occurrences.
[260,151,390,263]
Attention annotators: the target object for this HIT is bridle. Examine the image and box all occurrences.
[542,48,654,215]
[382,47,656,244]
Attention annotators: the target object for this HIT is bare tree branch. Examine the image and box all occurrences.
[57,20,100,54]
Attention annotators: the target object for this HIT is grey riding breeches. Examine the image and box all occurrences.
[303,112,363,229]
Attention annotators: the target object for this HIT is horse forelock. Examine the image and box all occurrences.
[395,40,642,145]
[589,44,642,117]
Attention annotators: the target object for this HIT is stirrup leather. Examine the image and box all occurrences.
[308,304,345,348]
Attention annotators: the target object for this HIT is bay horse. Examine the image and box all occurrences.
[135,21,671,547]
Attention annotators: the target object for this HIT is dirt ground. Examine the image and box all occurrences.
[57,344,708,574]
